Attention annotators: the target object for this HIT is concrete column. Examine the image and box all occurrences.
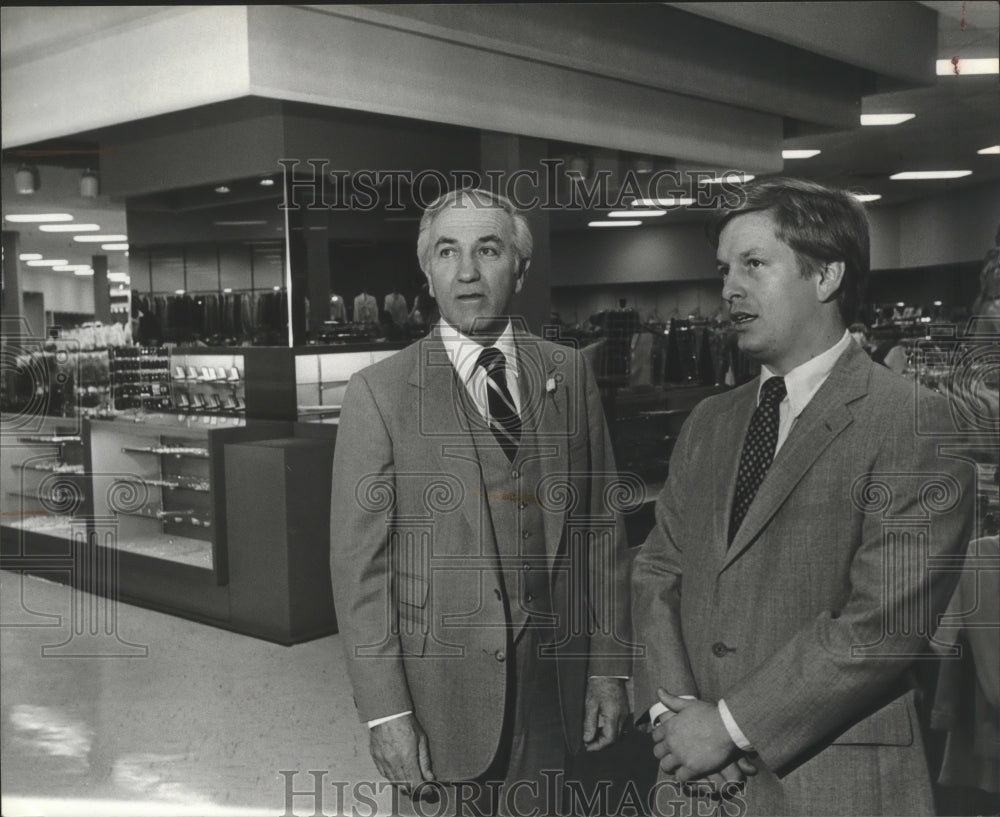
[479,133,551,336]
[1,231,25,322]
[92,254,111,323]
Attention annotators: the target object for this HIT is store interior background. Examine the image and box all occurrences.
[1,4,999,817]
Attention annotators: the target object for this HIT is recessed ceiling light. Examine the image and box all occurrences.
[936,58,999,76]
[978,145,1000,155]
[18,253,42,261]
[933,300,943,307]
[851,193,882,203]
[588,220,642,227]
[175,289,186,295]
[631,197,694,207]
[215,185,231,194]
[890,170,972,180]
[223,288,233,293]
[101,243,129,251]
[860,114,915,126]
[73,234,128,242]
[26,259,68,267]
[609,209,666,217]
[5,213,74,223]
[273,286,281,291]
[782,149,821,159]
[896,302,905,308]
[38,223,101,232]
[259,178,275,187]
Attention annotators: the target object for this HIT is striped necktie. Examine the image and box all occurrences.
[476,346,521,462]
[728,376,787,545]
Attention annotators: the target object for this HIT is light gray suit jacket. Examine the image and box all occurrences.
[632,341,975,815]
[330,329,633,781]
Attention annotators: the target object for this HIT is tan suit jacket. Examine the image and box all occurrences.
[633,341,975,815]
[330,329,633,781]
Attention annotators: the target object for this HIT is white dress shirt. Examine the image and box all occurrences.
[652,330,853,750]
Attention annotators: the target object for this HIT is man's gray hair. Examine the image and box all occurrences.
[416,188,533,273]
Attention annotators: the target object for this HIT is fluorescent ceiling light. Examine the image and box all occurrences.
[589,220,642,227]
[101,243,129,251]
[38,223,100,232]
[700,173,754,184]
[608,209,666,217]
[860,113,915,126]
[175,289,186,295]
[259,178,275,187]
[978,145,1000,155]
[108,272,130,283]
[73,234,128,242]
[851,193,882,203]
[215,185,230,194]
[4,213,73,223]
[937,58,999,76]
[27,259,68,267]
[214,220,267,227]
[223,288,233,293]
[19,253,42,261]
[74,269,94,277]
[782,149,821,159]
[631,197,694,207]
[890,170,972,180]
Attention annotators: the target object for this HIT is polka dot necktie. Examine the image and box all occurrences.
[728,376,786,545]
[477,346,521,462]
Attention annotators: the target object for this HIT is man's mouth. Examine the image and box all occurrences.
[457,294,484,301]
[730,311,757,325]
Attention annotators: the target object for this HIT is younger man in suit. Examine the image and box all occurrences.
[632,178,975,815]
[330,189,632,815]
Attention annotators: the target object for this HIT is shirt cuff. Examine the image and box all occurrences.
[367,710,412,729]
[718,699,754,751]
[649,694,696,726]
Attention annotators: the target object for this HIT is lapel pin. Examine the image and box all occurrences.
[546,376,560,414]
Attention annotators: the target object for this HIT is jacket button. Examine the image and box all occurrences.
[511,470,519,480]
[522,530,530,539]
[712,641,732,658]
[495,649,506,662]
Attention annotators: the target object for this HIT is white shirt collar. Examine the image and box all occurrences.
[436,318,519,385]
[760,330,852,418]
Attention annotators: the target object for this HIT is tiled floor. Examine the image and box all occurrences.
[0,570,384,816]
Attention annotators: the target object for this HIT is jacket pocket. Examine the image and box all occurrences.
[830,699,913,746]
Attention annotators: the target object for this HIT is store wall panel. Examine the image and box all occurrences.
[246,5,783,172]
[551,223,716,287]
[2,6,253,148]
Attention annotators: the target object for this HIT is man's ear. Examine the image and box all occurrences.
[423,270,436,299]
[816,260,845,303]
[514,258,530,294]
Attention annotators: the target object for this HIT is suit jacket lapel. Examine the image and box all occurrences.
[722,344,870,570]
[408,335,496,558]
[714,387,756,560]
[515,331,568,565]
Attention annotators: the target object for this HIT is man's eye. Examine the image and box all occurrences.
[747,259,763,269]
[479,246,499,257]
[439,247,456,258]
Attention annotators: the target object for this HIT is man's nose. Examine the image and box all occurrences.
[457,253,480,281]
[721,271,743,303]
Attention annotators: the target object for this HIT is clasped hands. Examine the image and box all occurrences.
[652,689,757,796]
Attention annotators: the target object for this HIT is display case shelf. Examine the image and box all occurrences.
[120,445,210,458]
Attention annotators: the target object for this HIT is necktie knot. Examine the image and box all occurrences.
[477,345,505,376]
[759,376,787,408]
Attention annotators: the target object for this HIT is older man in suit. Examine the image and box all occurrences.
[330,188,632,815]
[632,178,975,816]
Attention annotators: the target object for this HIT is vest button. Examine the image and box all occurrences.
[511,470,519,480]
[522,530,530,539]
[712,641,732,658]
[525,593,534,603]
[523,562,531,571]
[518,502,527,510]
[495,649,506,662]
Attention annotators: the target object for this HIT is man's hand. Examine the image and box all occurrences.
[651,690,740,782]
[582,677,630,751]
[369,714,435,797]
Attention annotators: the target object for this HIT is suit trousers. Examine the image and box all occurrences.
[399,622,566,817]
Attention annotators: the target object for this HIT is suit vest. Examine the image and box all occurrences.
[467,407,554,639]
